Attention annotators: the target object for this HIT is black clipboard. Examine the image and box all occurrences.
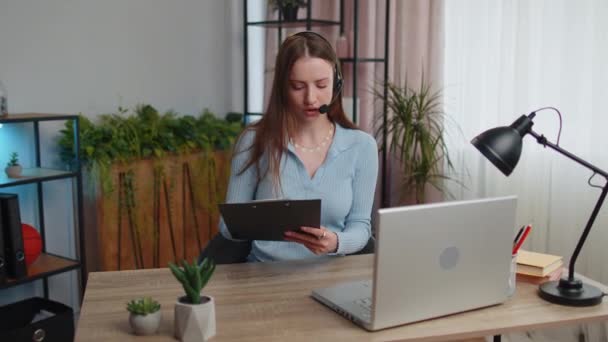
[219,199,321,241]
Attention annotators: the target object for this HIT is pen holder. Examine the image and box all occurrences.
[507,253,518,297]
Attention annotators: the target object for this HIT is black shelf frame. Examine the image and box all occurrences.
[247,19,341,27]
[0,254,80,290]
[0,114,79,123]
[0,169,79,187]
[0,113,85,304]
[242,0,390,207]
[339,57,386,63]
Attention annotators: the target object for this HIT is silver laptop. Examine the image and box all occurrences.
[311,196,517,331]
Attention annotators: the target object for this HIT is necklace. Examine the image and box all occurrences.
[291,125,334,153]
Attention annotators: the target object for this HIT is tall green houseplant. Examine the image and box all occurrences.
[375,78,459,204]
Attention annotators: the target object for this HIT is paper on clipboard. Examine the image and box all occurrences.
[219,199,321,241]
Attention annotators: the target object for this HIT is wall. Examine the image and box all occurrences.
[0,0,244,311]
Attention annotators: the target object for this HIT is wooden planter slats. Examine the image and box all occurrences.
[84,151,231,271]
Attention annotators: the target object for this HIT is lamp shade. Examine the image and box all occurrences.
[471,114,536,176]
[471,126,522,176]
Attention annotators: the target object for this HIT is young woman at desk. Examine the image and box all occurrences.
[220,31,378,262]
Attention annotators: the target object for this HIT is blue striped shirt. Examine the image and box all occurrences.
[219,123,378,262]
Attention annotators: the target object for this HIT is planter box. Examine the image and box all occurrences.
[84,151,231,271]
[0,297,74,342]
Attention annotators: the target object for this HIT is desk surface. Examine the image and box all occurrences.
[76,254,608,342]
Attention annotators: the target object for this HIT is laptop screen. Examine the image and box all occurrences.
[372,196,517,329]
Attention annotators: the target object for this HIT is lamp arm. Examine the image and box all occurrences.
[564,184,608,281]
[528,130,608,178]
[528,129,608,281]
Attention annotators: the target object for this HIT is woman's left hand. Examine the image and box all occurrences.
[284,226,338,255]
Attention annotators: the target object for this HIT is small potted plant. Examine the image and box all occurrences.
[169,258,216,342]
[126,297,162,335]
[5,152,22,178]
[268,0,307,21]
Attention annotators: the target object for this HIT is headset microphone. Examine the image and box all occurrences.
[318,76,343,114]
[318,102,332,114]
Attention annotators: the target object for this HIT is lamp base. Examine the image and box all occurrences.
[539,278,604,306]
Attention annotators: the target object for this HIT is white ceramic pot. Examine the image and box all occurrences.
[174,295,216,342]
[129,310,161,335]
[5,165,22,178]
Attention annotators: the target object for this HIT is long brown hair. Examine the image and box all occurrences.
[237,31,357,194]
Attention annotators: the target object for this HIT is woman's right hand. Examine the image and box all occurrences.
[284,226,338,255]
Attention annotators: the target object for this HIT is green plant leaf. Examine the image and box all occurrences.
[373,78,464,203]
[56,106,244,198]
[126,297,161,315]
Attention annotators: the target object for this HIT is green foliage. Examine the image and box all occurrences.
[59,105,242,165]
[6,152,19,167]
[268,0,307,10]
[57,105,243,193]
[168,258,216,305]
[374,78,462,203]
[126,297,161,315]
[225,112,243,123]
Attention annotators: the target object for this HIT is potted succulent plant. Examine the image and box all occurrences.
[126,297,162,335]
[5,152,22,178]
[268,0,307,21]
[169,258,216,342]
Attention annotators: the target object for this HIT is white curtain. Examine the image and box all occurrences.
[444,1,608,340]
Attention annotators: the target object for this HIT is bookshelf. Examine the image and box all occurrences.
[0,113,85,305]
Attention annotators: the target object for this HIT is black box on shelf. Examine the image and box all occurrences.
[0,297,74,342]
[0,193,27,279]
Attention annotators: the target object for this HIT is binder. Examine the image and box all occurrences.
[219,199,321,241]
[0,193,27,279]
[0,200,6,284]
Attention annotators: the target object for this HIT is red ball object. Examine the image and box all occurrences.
[22,223,42,266]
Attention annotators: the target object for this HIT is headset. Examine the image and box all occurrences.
[292,31,343,114]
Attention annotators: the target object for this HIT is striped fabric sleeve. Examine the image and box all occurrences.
[219,129,258,241]
[334,133,378,254]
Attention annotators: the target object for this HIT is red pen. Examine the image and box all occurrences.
[512,225,531,255]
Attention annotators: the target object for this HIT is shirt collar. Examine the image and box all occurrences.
[329,123,357,155]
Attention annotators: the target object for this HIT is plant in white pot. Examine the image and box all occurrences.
[169,258,216,342]
[5,152,22,178]
[126,297,162,335]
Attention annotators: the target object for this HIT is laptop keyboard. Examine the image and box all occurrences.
[355,297,372,311]
[354,297,372,321]
[353,280,373,320]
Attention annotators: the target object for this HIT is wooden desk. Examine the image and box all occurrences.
[76,255,608,341]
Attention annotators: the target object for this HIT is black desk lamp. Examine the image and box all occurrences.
[471,107,608,306]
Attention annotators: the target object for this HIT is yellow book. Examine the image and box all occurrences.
[516,250,563,277]
[517,267,564,284]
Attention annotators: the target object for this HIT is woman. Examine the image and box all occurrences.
[220,31,378,262]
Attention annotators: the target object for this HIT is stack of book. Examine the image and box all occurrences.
[516,250,564,284]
